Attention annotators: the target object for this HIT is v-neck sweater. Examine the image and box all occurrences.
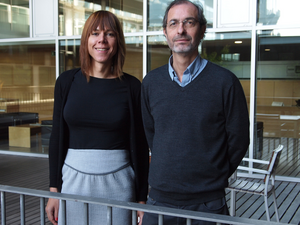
[141,61,250,205]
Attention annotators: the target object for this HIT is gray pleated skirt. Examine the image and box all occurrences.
[58,149,136,225]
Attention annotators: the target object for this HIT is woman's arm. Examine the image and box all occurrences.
[45,188,59,225]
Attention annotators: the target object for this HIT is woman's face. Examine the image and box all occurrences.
[88,26,117,66]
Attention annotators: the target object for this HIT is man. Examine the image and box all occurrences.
[141,0,250,224]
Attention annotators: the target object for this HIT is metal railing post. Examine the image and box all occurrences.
[61,200,66,225]
[83,203,89,225]
[158,214,163,225]
[186,218,192,225]
[107,206,112,225]
[132,210,137,225]
[20,194,25,225]
[1,191,6,225]
[40,197,45,225]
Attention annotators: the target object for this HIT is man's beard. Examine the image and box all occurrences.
[168,35,198,54]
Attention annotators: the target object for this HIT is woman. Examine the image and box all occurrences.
[45,11,149,225]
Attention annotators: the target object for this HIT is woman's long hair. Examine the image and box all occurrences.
[80,10,126,80]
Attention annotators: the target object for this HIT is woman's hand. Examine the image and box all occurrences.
[137,201,146,225]
[45,188,59,225]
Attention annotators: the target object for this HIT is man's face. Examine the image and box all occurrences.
[163,2,206,55]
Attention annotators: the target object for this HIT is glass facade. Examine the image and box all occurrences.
[59,0,143,36]
[201,32,251,77]
[0,41,56,116]
[59,39,80,73]
[257,0,300,26]
[124,36,144,81]
[0,0,299,181]
[256,28,300,162]
[147,35,170,72]
[0,0,30,39]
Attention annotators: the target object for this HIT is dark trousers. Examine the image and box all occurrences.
[142,197,229,225]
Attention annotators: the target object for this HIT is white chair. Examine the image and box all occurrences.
[227,144,283,222]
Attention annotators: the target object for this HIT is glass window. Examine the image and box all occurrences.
[256,29,300,175]
[147,35,170,72]
[0,41,55,154]
[201,32,251,78]
[59,0,143,36]
[0,0,30,39]
[258,0,300,26]
[59,39,81,74]
[148,0,213,32]
[217,0,251,28]
[124,36,143,81]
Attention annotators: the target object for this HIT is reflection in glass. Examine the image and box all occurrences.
[258,0,300,26]
[59,0,143,36]
[0,42,56,101]
[147,35,170,72]
[202,32,251,79]
[59,39,81,74]
[0,42,55,154]
[256,29,300,105]
[256,29,300,168]
[124,36,143,81]
[148,0,213,31]
[0,0,29,39]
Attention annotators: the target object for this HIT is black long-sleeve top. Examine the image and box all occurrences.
[64,72,130,150]
[49,68,149,201]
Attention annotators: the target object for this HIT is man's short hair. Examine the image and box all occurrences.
[162,0,207,29]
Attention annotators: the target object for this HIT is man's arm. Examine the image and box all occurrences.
[141,82,155,151]
[225,79,250,176]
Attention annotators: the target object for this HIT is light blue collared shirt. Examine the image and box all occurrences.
[168,54,208,87]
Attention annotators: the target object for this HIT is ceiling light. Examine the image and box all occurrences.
[234,41,242,44]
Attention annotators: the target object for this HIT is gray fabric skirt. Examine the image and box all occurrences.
[58,149,136,225]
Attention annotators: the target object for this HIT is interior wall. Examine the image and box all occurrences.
[240,79,300,115]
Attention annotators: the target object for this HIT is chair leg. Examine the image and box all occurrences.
[287,138,289,161]
[230,190,236,216]
[264,195,270,221]
[272,191,280,222]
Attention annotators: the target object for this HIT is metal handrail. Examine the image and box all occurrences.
[0,185,288,225]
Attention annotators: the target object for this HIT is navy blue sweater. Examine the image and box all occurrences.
[141,62,249,205]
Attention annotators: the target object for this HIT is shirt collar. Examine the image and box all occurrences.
[168,54,202,81]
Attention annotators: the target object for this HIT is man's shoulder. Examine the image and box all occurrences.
[143,64,168,83]
[205,61,238,80]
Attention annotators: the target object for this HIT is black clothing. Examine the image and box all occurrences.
[64,72,130,150]
[49,68,149,201]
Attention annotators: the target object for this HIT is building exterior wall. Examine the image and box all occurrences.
[0,0,299,181]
